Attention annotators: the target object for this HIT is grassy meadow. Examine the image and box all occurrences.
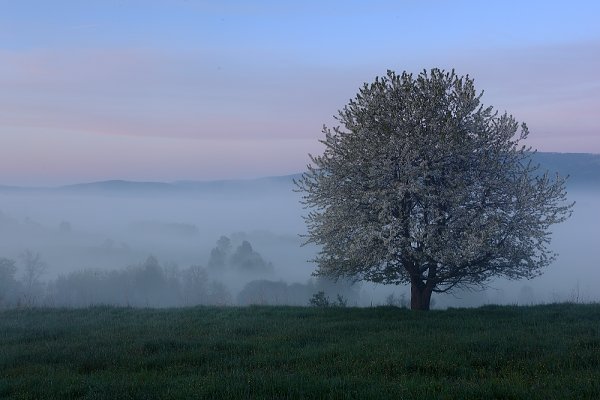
[1,304,599,399]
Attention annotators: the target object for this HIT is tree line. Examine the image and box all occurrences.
[0,237,360,308]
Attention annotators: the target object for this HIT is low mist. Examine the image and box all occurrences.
[1,154,599,309]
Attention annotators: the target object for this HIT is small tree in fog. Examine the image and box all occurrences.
[309,291,330,307]
[182,264,209,305]
[208,236,231,270]
[230,241,273,273]
[296,69,573,310]
[20,250,47,306]
[0,257,18,306]
[308,291,347,308]
[136,256,167,306]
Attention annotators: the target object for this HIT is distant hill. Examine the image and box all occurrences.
[0,175,301,196]
[531,152,600,188]
[59,180,180,194]
[173,174,301,193]
[0,153,597,194]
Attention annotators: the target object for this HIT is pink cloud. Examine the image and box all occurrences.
[0,48,347,141]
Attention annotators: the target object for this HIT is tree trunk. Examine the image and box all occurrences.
[410,282,433,310]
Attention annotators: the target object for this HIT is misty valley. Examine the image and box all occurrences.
[1,153,599,310]
[4,3,600,397]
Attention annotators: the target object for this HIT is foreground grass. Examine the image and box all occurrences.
[1,304,599,399]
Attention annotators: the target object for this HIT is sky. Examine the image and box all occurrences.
[1,0,599,186]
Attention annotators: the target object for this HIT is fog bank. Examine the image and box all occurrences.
[1,154,599,308]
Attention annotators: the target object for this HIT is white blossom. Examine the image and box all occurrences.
[296,69,573,310]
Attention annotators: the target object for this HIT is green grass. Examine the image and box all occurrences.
[1,304,599,399]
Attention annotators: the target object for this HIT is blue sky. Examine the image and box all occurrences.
[1,1,599,185]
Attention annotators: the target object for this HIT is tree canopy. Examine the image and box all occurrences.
[296,69,573,310]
